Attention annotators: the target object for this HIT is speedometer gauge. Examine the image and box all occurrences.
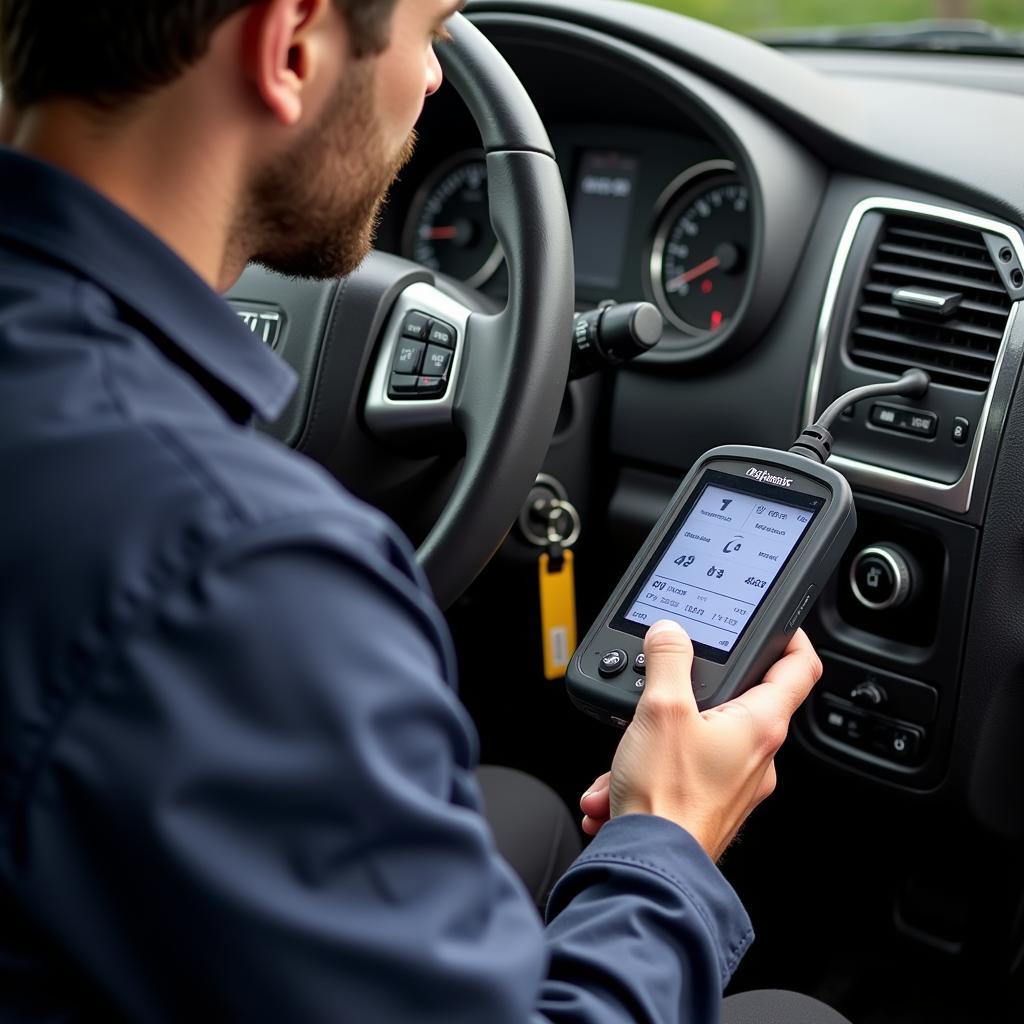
[649,162,751,335]
[401,151,503,289]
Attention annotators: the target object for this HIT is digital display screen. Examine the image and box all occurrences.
[615,474,823,660]
[571,151,639,291]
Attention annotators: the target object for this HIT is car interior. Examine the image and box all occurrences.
[226,1,1024,1020]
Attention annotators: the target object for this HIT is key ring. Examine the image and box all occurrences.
[545,500,581,548]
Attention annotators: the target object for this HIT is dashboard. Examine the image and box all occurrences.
[384,127,751,341]
[377,0,1024,842]
[362,1,1024,1008]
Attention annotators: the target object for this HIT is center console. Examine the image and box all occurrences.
[796,196,1024,788]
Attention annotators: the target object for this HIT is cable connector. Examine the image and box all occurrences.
[789,425,834,464]
[790,369,932,464]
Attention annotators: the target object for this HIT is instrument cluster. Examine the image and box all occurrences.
[395,126,755,359]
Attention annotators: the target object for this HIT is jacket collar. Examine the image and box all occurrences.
[0,147,297,422]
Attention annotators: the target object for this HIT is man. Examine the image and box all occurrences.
[0,1,848,1021]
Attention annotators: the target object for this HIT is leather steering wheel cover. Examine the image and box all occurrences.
[439,15,555,157]
[418,17,574,607]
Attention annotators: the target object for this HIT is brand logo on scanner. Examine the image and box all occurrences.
[746,467,793,487]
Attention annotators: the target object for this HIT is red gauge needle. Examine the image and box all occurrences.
[425,225,459,241]
[665,255,721,293]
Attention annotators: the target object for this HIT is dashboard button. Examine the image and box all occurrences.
[633,652,646,674]
[874,722,923,764]
[631,677,646,692]
[819,653,938,725]
[819,698,866,746]
[821,702,850,737]
[393,339,425,375]
[952,416,970,445]
[870,404,937,439]
[850,681,887,708]
[898,410,938,438]
[598,650,628,678]
[850,546,912,611]
[401,311,432,340]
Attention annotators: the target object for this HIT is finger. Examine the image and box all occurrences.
[638,620,698,716]
[750,629,823,718]
[580,784,611,821]
[720,633,822,752]
[581,814,606,837]
[580,771,611,807]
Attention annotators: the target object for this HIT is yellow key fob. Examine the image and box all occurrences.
[539,549,577,680]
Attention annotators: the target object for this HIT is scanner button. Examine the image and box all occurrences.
[633,652,646,674]
[785,585,817,634]
[598,650,628,678]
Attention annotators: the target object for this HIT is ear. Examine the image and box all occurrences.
[241,0,341,126]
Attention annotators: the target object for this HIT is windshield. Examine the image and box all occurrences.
[636,1,1023,54]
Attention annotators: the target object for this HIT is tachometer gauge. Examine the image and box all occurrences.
[402,151,503,289]
[649,161,751,335]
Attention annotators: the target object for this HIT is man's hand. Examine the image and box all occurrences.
[579,620,822,860]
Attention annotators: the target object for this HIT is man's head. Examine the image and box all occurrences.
[0,0,458,281]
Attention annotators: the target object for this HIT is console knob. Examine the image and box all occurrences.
[849,545,913,611]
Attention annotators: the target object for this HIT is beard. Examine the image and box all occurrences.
[241,63,416,280]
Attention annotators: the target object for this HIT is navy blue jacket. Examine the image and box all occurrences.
[0,147,752,1022]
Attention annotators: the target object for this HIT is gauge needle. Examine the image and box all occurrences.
[665,255,721,293]
[424,225,459,240]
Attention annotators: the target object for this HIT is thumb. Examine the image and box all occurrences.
[639,620,698,715]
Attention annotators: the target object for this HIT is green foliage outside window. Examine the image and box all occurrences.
[631,1,1023,34]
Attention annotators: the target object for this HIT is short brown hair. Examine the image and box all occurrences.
[0,0,400,110]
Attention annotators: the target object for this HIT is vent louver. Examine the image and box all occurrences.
[848,214,1012,392]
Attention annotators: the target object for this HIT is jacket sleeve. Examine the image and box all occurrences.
[14,513,751,1024]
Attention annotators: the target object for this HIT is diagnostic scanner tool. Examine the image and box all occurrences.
[566,370,930,726]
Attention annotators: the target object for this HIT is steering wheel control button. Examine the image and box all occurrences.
[400,311,432,340]
[415,375,448,398]
[952,416,970,445]
[633,652,646,674]
[427,320,457,349]
[598,649,628,678]
[784,584,817,634]
[869,404,937,439]
[850,546,912,611]
[388,373,420,398]
[631,677,646,692]
[423,345,453,378]
[393,340,425,375]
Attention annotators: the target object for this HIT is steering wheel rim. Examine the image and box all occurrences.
[414,15,574,605]
[229,14,574,608]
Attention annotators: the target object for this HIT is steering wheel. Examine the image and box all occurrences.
[227,14,574,609]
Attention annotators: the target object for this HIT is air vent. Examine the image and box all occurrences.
[848,214,1012,391]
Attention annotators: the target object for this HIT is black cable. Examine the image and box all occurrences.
[816,369,931,432]
[790,369,932,464]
